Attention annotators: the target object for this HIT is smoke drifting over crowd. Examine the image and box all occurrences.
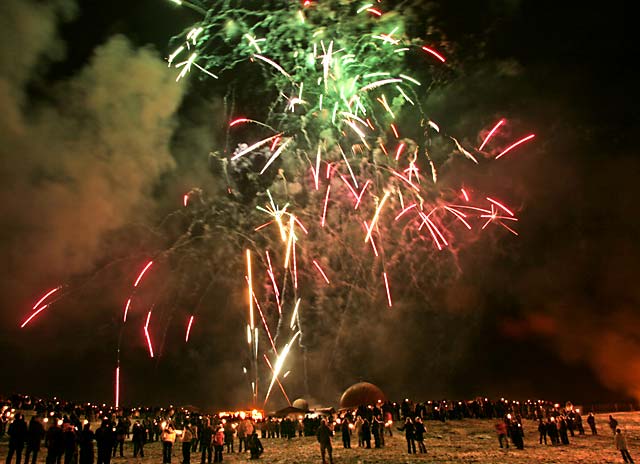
[0,0,636,409]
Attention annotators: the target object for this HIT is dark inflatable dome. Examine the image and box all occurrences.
[339,382,386,409]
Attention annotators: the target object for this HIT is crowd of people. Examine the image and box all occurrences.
[1,393,637,464]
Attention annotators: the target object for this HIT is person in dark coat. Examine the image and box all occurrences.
[371,417,381,448]
[112,420,126,458]
[77,423,95,464]
[45,420,65,464]
[246,433,263,460]
[132,421,145,458]
[558,417,570,445]
[414,417,427,453]
[62,423,78,464]
[575,411,585,435]
[398,417,416,454]
[587,413,597,435]
[361,419,371,449]
[316,420,333,464]
[24,416,45,464]
[547,418,559,445]
[339,419,350,449]
[6,413,28,464]
[538,419,547,444]
[94,420,114,464]
[509,418,524,450]
[199,420,213,464]
[610,415,619,435]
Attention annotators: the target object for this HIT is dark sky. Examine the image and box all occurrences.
[0,0,637,410]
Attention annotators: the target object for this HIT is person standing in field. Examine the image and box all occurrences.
[587,413,598,435]
[316,419,333,464]
[615,428,634,463]
[24,415,45,464]
[6,413,28,464]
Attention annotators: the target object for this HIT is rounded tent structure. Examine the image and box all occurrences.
[292,398,309,412]
[339,382,386,409]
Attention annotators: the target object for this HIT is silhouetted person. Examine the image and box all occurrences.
[62,423,77,464]
[361,419,371,449]
[94,420,114,464]
[6,413,28,464]
[616,428,635,463]
[247,433,263,460]
[398,417,416,454]
[132,421,145,458]
[112,420,126,458]
[45,421,65,464]
[610,416,619,435]
[223,421,234,453]
[587,413,598,435]
[509,420,524,450]
[575,412,585,435]
[558,417,570,445]
[199,421,213,464]
[538,419,547,444]
[78,423,94,464]
[316,419,333,464]
[414,417,427,453]
[340,420,350,449]
[547,418,560,445]
[24,416,45,464]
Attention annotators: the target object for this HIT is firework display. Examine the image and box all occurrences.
[20,0,536,408]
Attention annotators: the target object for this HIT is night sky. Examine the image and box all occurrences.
[0,0,636,410]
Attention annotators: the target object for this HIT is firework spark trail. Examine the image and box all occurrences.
[421,45,446,63]
[496,134,536,159]
[394,203,417,221]
[20,304,50,329]
[253,54,291,78]
[260,138,292,174]
[263,354,291,405]
[444,206,472,229]
[231,134,282,161]
[133,261,153,287]
[264,330,300,406]
[290,298,301,330]
[312,260,330,284]
[123,298,132,323]
[21,286,62,328]
[355,180,371,209]
[321,184,331,227]
[144,310,154,358]
[245,277,277,353]
[185,315,194,342]
[478,119,505,151]
[383,272,392,307]
[115,366,120,410]
[365,191,390,243]
[265,251,282,314]
[486,197,515,216]
[363,221,380,257]
[247,250,254,331]
[31,286,62,310]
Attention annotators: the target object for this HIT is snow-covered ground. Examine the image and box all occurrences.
[3,411,639,463]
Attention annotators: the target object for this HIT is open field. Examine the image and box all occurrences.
[3,411,640,463]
